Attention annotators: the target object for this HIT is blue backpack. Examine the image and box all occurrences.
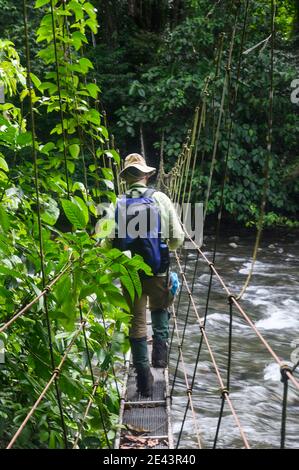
[113,188,169,275]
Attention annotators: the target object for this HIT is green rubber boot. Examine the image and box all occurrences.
[130,337,153,397]
[151,309,169,368]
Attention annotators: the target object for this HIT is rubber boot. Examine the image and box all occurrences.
[136,367,154,397]
[130,337,153,397]
[151,309,169,368]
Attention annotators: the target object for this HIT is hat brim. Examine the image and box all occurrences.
[119,163,156,179]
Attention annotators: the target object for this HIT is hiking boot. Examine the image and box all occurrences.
[136,366,154,397]
[152,337,168,368]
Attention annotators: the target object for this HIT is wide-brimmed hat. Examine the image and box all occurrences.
[119,153,156,180]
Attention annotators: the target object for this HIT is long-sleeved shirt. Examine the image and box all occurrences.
[99,182,185,251]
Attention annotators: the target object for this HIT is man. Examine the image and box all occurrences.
[103,153,184,397]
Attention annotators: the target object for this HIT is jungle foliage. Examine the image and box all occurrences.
[94,0,299,226]
[0,0,299,450]
[0,0,151,449]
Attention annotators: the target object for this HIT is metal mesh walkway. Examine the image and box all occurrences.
[114,314,173,449]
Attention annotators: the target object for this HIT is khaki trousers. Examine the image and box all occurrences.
[124,276,173,339]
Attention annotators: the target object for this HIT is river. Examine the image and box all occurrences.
[169,230,299,449]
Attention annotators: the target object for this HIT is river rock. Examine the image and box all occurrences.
[229,242,238,248]
[268,244,275,249]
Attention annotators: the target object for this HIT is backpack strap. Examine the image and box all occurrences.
[143,188,156,199]
[126,187,156,199]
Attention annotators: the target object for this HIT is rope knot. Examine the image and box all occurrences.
[44,285,52,294]
[227,294,236,305]
[186,388,192,396]
[220,387,229,398]
[165,394,173,404]
[53,368,60,377]
[280,364,293,384]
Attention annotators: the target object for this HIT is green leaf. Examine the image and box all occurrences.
[72,31,88,51]
[0,206,10,232]
[105,290,130,312]
[85,109,101,125]
[67,161,75,174]
[129,269,142,298]
[79,58,94,73]
[101,167,114,180]
[73,196,89,225]
[86,18,98,34]
[61,199,87,229]
[69,143,80,159]
[79,284,98,300]
[16,132,32,148]
[39,142,56,155]
[98,126,109,140]
[54,276,74,312]
[102,179,114,190]
[41,198,60,226]
[59,373,84,400]
[72,181,87,200]
[0,155,8,172]
[35,0,50,7]
[49,430,57,449]
[95,218,115,238]
[105,149,120,164]
[0,265,23,279]
[86,83,100,99]
[69,0,84,21]
[83,2,97,18]
[30,73,41,89]
[120,275,135,302]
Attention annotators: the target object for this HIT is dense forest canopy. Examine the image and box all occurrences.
[1,0,298,226]
[96,0,299,227]
[0,0,298,450]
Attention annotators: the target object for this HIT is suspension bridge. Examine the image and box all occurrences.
[1,0,299,450]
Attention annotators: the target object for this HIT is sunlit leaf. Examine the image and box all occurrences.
[61,199,87,229]
[34,0,50,8]
[69,143,80,159]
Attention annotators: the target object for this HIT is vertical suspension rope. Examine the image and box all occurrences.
[70,299,120,449]
[280,366,290,449]
[171,251,200,394]
[95,301,120,399]
[50,0,70,198]
[64,8,89,193]
[184,81,209,211]
[169,250,189,371]
[173,251,250,449]
[189,4,250,427]
[203,6,240,221]
[171,305,202,449]
[181,107,199,207]
[22,0,68,448]
[213,296,234,448]
[236,0,276,300]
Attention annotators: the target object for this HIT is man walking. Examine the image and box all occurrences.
[104,153,184,397]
